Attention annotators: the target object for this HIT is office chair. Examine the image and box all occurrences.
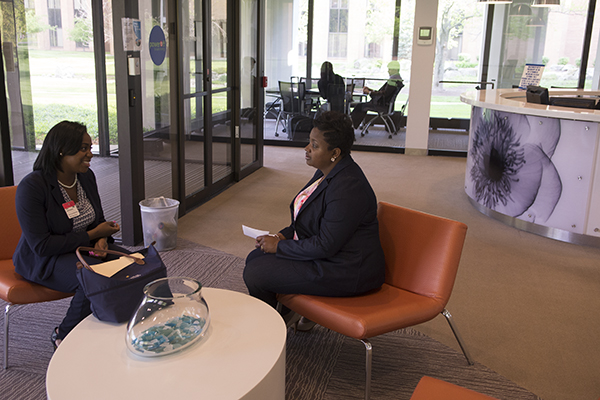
[275,81,309,137]
[0,186,73,369]
[278,201,473,400]
[359,83,405,138]
[326,83,346,114]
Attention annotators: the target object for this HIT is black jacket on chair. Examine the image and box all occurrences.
[13,169,108,282]
[277,155,385,295]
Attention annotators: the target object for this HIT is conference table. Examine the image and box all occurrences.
[46,287,287,400]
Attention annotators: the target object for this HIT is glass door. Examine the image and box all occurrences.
[177,0,235,210]
[139,0,244,213]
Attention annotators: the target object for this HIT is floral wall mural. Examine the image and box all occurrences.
[465,106,599,234]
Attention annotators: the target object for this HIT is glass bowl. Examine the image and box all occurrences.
[126,277,210,357]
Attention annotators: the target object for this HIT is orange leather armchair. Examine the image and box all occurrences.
[0,186,73,369]
[410,376,498,399]
[278,201,473,400]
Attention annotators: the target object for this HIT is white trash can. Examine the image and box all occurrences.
[139,197,180,251]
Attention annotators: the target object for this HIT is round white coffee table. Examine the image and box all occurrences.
[46,288,286,400]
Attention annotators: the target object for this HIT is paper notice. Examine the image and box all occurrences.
[91,252,144,278]
[242,225,270,239]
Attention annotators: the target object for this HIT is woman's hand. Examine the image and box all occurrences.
[255,233,283,254]
[90,237,109,259]
[88,221,120,242]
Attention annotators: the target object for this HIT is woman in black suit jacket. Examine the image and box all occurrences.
[244,111,385,329]
[13,121,123,348]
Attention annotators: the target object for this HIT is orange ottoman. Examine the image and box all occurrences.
[410,376,498,400]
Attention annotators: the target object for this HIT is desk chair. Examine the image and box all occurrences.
[410,376,498,400]
[0,186,73,369]
[275,81,300,137]
[326,83,346,114]
[278,202,473,400]
[359,83,405,138]
[344,82,355,114]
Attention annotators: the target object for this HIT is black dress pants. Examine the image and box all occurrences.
[243,248,357,309]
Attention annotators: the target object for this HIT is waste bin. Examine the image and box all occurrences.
[139,197,180,251]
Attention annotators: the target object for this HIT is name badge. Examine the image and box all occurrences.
[63,201,80,219]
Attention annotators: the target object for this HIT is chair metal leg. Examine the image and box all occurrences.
[360,339,372,400]
[4,303,12,370]
[274,112,282,137]
[360,117,376,137]
[442,309,474,365]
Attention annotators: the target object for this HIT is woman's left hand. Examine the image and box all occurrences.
[91,237,109,259]
[255,234,281,254]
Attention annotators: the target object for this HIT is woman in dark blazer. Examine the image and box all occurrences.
[13,121,123,348]
[243,111,385,329]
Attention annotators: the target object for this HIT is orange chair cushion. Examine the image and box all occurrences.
[278,283,444,339]
[0,259,73,305]
[410,376,498,400]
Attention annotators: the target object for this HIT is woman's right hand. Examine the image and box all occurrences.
[88,221,120,241]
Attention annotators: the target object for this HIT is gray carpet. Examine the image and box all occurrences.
[0,239,540,400]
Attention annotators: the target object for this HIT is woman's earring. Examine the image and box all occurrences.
[331,157,336,162]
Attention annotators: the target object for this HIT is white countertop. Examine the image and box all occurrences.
[460,89,600,122]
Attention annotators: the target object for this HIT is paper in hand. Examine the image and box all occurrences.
[242,225,270,239]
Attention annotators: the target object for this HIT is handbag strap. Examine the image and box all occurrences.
[75,246,146,273]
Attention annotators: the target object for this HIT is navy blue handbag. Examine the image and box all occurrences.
[75,245,167,323]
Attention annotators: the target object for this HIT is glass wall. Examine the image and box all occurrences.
[264,0,414,148]
[490,0,599,90]
[3,0,120,222]
[432,0,485,120]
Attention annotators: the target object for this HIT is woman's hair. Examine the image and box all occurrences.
[320,61,334,79]
[313,111,355,157]
[33,121,88,173]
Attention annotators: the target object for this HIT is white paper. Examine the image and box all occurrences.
[90,252,144,278]
[242,225,270,239]
[121,18,142,51]
[518,63,545,90]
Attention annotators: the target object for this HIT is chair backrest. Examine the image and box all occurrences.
[385,83,404,114]
[351,78,365,92]
[377,201,467,306]
[327,83,346,113]
[279,81,306,114]
[300,77,319,90]
[0,186,22,260]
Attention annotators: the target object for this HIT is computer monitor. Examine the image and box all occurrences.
[526,86,550,105]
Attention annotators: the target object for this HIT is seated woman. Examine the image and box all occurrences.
[13,121,126,349]
[243,111,385,330]
[317,61,345,113]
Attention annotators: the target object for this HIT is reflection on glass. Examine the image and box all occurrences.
[211,91,231,184]
[432,0,483,120]
[240,0,258,169]
[184,97,205,197]
[212,0,227,90]
[140,0,172,202]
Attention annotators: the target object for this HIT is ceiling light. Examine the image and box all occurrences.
[510,3,532,15]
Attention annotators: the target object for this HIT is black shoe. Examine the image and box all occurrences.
[51,327,59,351]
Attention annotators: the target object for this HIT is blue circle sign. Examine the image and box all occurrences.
[149,26,166,66]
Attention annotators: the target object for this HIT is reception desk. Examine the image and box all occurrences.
[460,89,600,247]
